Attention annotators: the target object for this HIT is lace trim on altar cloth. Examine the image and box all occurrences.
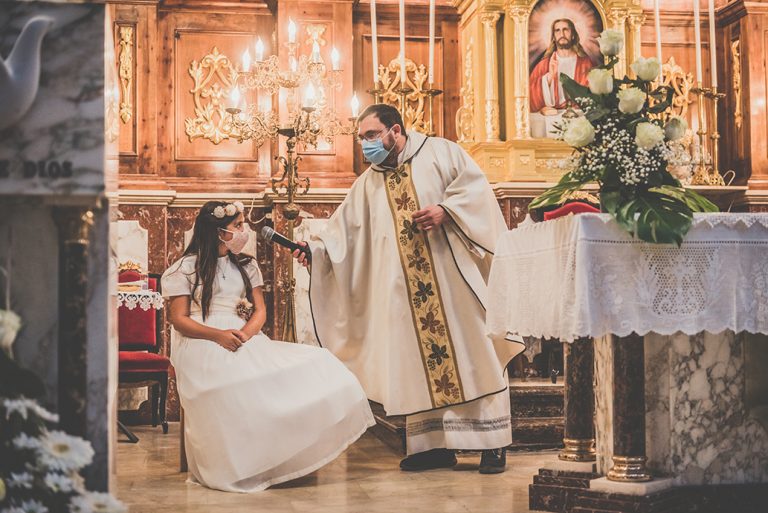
[117,291,164,311]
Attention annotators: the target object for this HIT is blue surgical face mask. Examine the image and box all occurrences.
[361,127,394,165]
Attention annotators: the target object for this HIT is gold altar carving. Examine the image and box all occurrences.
[659,57,694,118]
[456,37,475,143]
[184,47,237,145]
[378,57,429,133]
[450,0,645,181]
[305,24,327,48]
[118,25,134,124]
[732,39,742,130]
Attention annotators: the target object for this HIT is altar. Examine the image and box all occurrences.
[488,213,768,512]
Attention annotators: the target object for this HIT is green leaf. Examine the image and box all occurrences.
[614,190,694,245]
[650,185,720,213]
[560,73,591,102]
[529,172,591,210]
[600,190,621,215]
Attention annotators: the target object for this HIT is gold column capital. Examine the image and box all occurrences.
[479,11,501,26]
[505,5,529,21]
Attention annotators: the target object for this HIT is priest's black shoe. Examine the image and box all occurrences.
[478,448,506,474]
[399,448,457,471]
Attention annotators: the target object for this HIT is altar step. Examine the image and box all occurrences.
[369,379,564,454]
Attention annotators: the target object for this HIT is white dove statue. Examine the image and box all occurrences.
[0,15,55,131]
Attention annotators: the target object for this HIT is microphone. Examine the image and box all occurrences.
[260,226,311,263]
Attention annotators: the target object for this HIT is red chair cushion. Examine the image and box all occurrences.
[543,201,600,221]
[118,272,159,349]
[119,351,171,373]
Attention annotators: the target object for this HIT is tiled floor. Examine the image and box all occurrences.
[116,423,558,512]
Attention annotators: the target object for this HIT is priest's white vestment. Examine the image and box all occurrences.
[308,130,524,453]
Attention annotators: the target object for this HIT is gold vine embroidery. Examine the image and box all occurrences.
[383,163,464,408]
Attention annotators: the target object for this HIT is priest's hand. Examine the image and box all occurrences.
[412,205,447,231]
[293,241,310,268]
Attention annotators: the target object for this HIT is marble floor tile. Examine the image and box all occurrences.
[116,423,559,512]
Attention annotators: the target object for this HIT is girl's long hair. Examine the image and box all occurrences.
[182,201,255,320]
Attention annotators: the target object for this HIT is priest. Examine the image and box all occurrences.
[295,104,524,473]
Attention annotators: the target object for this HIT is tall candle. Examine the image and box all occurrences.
[708,0,717,88]
[255,37,264,62]
[399,0,406,83]
[288,18,296,44]
[428,0,435,85]
[693,0,703,84]
[653,0,662,66]
[371,0,379,87]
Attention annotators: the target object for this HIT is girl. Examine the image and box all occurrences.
[162,201,374,493]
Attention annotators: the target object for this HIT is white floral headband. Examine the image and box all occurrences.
[212,201,245,219]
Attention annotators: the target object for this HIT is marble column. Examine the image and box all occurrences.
[608,333,652,481]
[559,337,596,462]
[480,11,501,142]
[55,207,95,438]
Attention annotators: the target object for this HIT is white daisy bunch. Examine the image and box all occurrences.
[212,201,245,219]
[1,394,126,513]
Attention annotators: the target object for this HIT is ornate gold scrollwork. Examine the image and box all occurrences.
[184,47,239,145]
[731,39,742,130]
[378,57,429,133]
[305,24,327,48]
[659,56,695,118]
[456,37,474,143]
[118,26,133,124]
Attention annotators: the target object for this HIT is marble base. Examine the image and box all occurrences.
[543,460,598,473]
[529,468,600,512]
[589,477,675,496]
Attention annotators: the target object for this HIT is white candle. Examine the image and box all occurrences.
[399,0,406,83]
[303,83,316,109]
[255,37,264,62]
[351,92,360,118]
[288,18,296,44]
[331,47,340,71]
[229,86,241,110]
[653,0,662,66]
[428,0,435,85]
[693,0,703,84]
[371,0,379,87]
[242,49,251,72]
[708,0,717,88]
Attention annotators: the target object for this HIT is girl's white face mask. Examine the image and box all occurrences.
[219,228,249,254]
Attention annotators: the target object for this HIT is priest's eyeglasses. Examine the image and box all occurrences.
[356,127,392,144]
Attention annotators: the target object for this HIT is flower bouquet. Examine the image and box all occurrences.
[529,29,718,245]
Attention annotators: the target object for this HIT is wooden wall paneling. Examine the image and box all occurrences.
[157,4,275,191]
[113,1,159,178]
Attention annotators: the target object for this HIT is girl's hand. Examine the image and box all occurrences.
[214,329,246,352]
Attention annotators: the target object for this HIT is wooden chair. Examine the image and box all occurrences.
[118,270,170,442]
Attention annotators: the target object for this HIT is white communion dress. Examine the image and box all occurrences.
[162,255,375,493]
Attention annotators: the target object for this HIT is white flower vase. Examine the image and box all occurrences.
[0,309,21,358]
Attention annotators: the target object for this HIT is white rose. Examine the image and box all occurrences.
[232,201,244,212]
[635,122,665,150]
[664,116,688,141]
[224,204,237,216]
[617,87,645,114]
[563,116,595,147]
[588,68,613,95]
[213,206,225,218]
[631,56,661,82]
[598,29,624,57]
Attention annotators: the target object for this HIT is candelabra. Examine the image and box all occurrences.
[224,28,358,342]
[690,85,726,186]
[367,59,443,136]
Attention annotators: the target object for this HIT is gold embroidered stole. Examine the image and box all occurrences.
[383,162,465,408]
